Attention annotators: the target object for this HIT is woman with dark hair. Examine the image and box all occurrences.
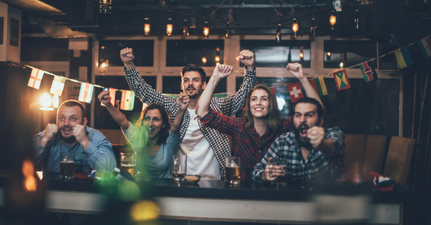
[196,63,323,181]
[98,91,189,178]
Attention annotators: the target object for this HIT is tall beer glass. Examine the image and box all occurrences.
[225,156,240,185]
[59,151,75,181]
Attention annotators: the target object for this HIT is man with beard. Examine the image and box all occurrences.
[252,98,345,185]
[33,100,116,174]
[121,47,256,179]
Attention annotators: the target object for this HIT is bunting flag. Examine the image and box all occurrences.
[50,76,66,96]
[309,77,328,96]
[270,87,276,95]
[418,36,431,58]
[394,48,413,69]
[78,83,94,103]
[359,61,378,82]
[286,82,303,103]
[120,90,135,111]
[333,69,351,91]
[27,68,45,89]
[108,88,116,106]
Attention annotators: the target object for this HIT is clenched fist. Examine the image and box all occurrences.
[307,126,324,149]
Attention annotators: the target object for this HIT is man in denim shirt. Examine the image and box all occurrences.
[33,100,116,173]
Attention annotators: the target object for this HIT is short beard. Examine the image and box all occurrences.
[60,125,76,144]
[294,127,313,150]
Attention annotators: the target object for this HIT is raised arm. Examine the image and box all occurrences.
[215,50,257,116]
[121,48,177,113]
[196,65,233,118]
[98,90,130,131]
[172,92,189,133]
[286,63,323,108]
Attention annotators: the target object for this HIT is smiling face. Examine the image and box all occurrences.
[293,102,322,147]
[181,71,206,99]
[57,105,87,143]
[143,109,164,140]
[249,89,270,118]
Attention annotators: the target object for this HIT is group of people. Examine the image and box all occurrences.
[33,48,345,186]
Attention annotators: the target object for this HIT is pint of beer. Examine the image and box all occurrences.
[121,152,137,176]
[270,158,287,188]
[225,156,240,185]
[59,151,75,181]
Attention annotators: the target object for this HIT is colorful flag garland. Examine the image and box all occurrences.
[50,76,66,96]
[28,68,44,90]
[333,69,351,91]
[78,83,94,103]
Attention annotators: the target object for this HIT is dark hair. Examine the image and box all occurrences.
[181,64,207,82]
[245,84,281,132]
[293,97,324,118]
[58,100,85,119]
[135,103,171,145]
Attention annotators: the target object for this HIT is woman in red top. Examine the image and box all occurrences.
[196,61,322,182]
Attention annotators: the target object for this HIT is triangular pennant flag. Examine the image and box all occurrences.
[309,77,328,96]
[286,82,303,103]
[332,69,351,91]
[359,61,378,83]
[394,48,413,69]
[120,90,135,111]
[270,87,276,95]
[418,36,431,58]
[78,83,94,104]
[27,68,45,90]
[50,76,66,96]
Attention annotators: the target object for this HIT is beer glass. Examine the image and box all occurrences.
[270,158,287,188]
[59,151,75,181]
[121,152,137,176]
[172,155,187,182]
[225,156,240,185]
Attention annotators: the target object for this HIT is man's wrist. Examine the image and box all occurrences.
[245,65,255,71]
[124,62,135,70]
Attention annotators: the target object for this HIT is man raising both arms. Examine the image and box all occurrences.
[121,48,257,179]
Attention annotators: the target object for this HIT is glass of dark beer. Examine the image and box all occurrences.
[225,156,240,185]
[270,158,287,188]
[172,155,187,182]
[59,151,75,181]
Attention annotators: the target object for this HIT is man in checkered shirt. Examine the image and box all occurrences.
[252,97,345,186]
[121,48,257,179]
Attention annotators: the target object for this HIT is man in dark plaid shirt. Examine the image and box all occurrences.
[252,97,345,185]
[121,48,257,178]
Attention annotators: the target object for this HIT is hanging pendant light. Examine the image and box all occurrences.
[183,19,189,37]
[329,10,336,30]
[275,24,282,42]
[144,18,150,35]
[310,17,317,37]
[292,17,299,38]
[225,22,231,39]
[166,18,173,36]
[203,21,209,38]
[354,9,360,30]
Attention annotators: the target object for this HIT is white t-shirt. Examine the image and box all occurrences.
[179,108,220,180]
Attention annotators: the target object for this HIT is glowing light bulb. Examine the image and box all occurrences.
[202,57,207,64]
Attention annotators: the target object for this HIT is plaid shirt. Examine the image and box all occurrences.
[200,108,294,181]
[252,127,345,185]
[124,67,257,177]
